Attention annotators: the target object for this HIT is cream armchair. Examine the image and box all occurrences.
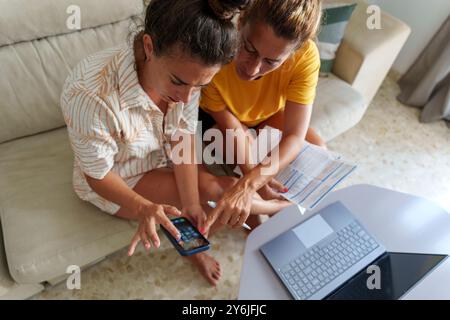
[311,0,411,141]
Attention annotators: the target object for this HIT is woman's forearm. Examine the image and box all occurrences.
[171,133,201,207]
[85,171,145,213]
[173,163,201,207]
[213,110,255,175]
[229,125,256,175]
[241,102,312,192]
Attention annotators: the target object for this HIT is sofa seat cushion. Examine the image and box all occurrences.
[0,128,135,284]
[311,73,367,141]
[0,226,44,299]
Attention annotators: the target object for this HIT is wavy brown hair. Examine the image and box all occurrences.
[241,0,322,46]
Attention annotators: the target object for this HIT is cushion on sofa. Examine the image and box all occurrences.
[0,0,144,144]
[0,128,135,284]
[0,0,143,47]
[317,3,357,76]
[0,226,44,299]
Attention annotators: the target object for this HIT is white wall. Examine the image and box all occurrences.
[370,0,450,74]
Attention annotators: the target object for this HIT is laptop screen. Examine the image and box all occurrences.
[326,252,447,300]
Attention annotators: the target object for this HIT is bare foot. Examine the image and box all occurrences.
[186,252,222,286]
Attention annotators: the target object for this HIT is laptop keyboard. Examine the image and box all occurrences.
[279,221,379,300]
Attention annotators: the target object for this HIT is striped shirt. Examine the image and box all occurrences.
[60,44,199,214]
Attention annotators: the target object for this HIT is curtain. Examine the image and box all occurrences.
[397,14,450,128]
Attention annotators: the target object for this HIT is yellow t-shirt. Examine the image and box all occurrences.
[200,40,320,128]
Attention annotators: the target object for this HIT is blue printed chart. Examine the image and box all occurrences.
[276,141,357,210]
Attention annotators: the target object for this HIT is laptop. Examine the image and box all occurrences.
[260,201,448,300]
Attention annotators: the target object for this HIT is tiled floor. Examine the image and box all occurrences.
[32,75,450,299]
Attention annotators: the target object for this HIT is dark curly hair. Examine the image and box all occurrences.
[136,0,250,66]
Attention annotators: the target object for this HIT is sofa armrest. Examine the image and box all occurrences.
[332,0,411,105]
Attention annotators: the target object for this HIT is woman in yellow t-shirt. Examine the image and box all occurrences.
[201,0,325,229]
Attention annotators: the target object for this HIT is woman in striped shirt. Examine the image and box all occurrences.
[61,0,289,286]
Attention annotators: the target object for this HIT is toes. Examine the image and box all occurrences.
[208,274,219,286]
[212,271,221,281]
[190,254,222,286]
[208,279,217,286]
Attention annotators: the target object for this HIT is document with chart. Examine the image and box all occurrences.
[275,141,357,210]
[233,126,357,211]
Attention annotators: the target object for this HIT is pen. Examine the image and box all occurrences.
[207,201,252,231]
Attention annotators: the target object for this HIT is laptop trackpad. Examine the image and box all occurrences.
[293,214,334,248]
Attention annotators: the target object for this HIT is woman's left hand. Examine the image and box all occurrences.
[258,179,288,201]
[206,180,256,231]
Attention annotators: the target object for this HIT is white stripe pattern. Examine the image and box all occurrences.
[60,44,199,214]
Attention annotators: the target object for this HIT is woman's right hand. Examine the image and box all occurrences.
[128,199,182,256]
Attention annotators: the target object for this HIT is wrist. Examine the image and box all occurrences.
[240,162,256,175]
[243,168,271,192]
[181,194,201,208]
[241,173,260,193]
[183,202,202,209]
[130,193,151,215]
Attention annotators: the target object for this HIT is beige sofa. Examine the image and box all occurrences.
[0,0,410,299]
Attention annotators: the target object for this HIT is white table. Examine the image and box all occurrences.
[238,184,450,300]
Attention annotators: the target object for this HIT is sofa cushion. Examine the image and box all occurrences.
[0,1,144,144]
[0,128,135,284]
[311,74,366,141]
[0,225,44,299]
[0,0,144,46]
[317,3,357,76]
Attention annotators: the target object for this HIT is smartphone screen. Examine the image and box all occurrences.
[162,217,210,255]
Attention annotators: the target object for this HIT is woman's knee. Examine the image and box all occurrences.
[306,128,327,149]
[199,174,238,201]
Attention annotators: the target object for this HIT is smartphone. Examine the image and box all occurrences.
[161,217,210,256]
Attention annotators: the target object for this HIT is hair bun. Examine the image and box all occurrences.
[208,0,250,21]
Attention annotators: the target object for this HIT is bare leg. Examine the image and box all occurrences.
[115,167,285,285]
[116,168,231,286]
[198,165,291,217]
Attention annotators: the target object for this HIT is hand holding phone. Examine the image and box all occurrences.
[127,200,182,256]
[161,217,210,256]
